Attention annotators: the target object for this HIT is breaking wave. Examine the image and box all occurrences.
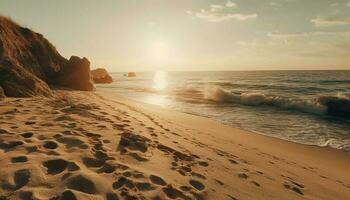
[204,87,350,117]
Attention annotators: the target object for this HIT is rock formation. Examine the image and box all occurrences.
[91,68,113,84]
[56,56,94,90]
[0,16,94,97]
[127,72,136,77]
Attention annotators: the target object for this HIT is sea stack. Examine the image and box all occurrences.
[91,68,113,84]
[0,16,94,97]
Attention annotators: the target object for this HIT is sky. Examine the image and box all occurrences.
[0,0,350,72]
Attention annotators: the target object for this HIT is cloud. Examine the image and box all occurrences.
[330,3,339,7]
[268,31,350,39]
[210,4,224,12]
[187,1,256,22]
[195,12,257,22]
[226,1,236,8]
[311,16,350,26]
[348,1,350,6]
[269,2,281,10]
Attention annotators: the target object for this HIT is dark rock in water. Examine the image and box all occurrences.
[55,56,94,91]
[91,68,113,84]
[0,16,94,97]
[326,99,350,118]
[126,72,136,77]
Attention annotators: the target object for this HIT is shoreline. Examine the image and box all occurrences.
[0,90,349,199]
[97,90,350,198]
[98,90,350,154]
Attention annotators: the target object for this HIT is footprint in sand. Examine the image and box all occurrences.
[19,191,33,200]
[67,162,80,171]
[229,159,239,164]
[82,157,105,168]
[215,179,224,186]
[191,172,206,180]
[14,169,30,190]
[283,182,304,195]
[227,194,239,200]
[25,121,36,125]
[106,192,119,200]
[43,159,68,175]
[117,132,150,161]
[162,185,188,199]
[251,180,261,187]
[93,143,103,151]
[60,190,77,200]
[198,160,209,167]
[237,172,249,179]
[179,185,192,192]
[112,177,127,189]
[56,136,88,149]
[97,163,116,174]
[2,169,31,191]
[150,175,167,186]
[135,181,156,191]
[11,156,28,163]
[20,132,33,138]
[189,179,205,191]
[0,128,10,135]
[118,132,149,153]
[0,141,24,151]
[43,141,58,149]
[103,139,111,144]
[65,174,97,194]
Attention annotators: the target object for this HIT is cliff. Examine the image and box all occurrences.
[0,16,94,97]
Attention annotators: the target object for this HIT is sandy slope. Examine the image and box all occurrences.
[0,90,349,200]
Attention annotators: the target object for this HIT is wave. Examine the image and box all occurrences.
[204,87,350,117]
[206,81,330,93]
[319,80,350,84]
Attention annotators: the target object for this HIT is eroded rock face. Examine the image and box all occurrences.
[55,56,94,91]
[0,16,94,97]
[91,68,113,84]
[0,59,52,97]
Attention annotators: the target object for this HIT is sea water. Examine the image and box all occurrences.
[97,70,350,152]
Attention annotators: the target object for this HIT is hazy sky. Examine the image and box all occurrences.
[1,0,350,71]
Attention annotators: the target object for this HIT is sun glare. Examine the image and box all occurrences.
[150,41,170,62]
[153,71,168,91]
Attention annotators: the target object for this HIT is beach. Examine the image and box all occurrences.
[0,90,349,200]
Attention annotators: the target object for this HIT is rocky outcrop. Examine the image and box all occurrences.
[56,56,94,90]
[0,59,53,97]
[0,16,94,97]
[126,72,136,77]
[91,68,113,84]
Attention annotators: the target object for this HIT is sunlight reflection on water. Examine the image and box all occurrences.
[152,71,168,91]
[143,94,170,107]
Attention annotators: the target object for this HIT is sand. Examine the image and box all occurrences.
[0,90,349,200]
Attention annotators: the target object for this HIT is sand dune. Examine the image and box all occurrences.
[0,90,349,200]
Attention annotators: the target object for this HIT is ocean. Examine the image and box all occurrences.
[97,70,350,152]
